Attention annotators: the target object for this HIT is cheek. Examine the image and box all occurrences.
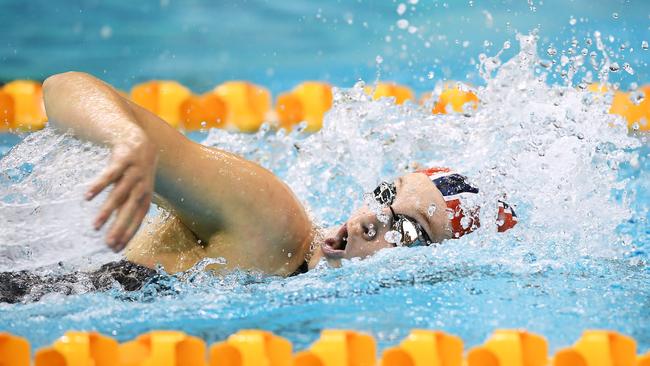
[346,239,393,258]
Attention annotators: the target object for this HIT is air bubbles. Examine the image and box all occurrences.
[396,19,409,29]
[611,12,619,20]
[375,55,384,64]
[609,62,620,72]
[384,230,403,245]
[642,41,649,50]
[427,204,437,216]
[547,47,557,56]
[407,25,418,34]
[503,41,511,49]
[569,17,577,26]
[396,3,407,15]
[427,71,435,79]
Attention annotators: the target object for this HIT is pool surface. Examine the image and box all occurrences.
[1,0,649,355]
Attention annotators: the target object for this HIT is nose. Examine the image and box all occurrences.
[348,211,384,242]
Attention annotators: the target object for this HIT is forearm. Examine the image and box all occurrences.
[42,71,145,147]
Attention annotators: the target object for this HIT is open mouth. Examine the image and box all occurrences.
[321,224,348,259]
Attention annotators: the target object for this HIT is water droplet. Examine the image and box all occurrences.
[612,12,619,20]
[609,62,620,72]
[367,223,376,238]
[460,216,472,229]
[396,3,407,15]
[642,41,649,50]
[397,19,409,29]
[547,47,557,56]
[99,25,112,39]
[427,204,437,216]
[447,209,455,220]
[630,90,645,105]
[384,230,403,244]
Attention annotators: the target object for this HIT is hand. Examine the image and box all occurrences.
[85,132,158,251]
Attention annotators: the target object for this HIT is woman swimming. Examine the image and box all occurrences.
[38,72,516,277]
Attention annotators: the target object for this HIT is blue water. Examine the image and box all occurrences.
[1,0,649,357]
[1,0,648,92]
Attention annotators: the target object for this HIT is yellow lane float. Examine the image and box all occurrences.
[554,330,637,366]
[2,80,47,130]
[211,330,292,366]
[1,329,650,366]
[130,81,192,128]
[467,329,547,366]
[381,329,463,366]
[365,82,415,105]
[0,90,15,131]
[275,81,332,132]
[179,93,227,131]
[588,83,649,132]
[213,81,271,133]
[428,83,479,114]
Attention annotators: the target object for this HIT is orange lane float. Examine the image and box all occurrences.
[553,330,637,366]
[179,93,227,131]
[467,329,548,366]
[130,81,192,128]
[2,329,650,366]
[365,82,415,105]
[429,83,479,114]
[381,329,463,366]
[210,330,292,366]
[588,83,650,132]
[213,81,271,133]
[2,80,47,130]
[0,90,15,131]
[275,81,333,132]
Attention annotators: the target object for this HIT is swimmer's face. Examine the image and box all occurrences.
[319,173,451,267]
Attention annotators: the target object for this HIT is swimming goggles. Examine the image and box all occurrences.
[372,181,432,247]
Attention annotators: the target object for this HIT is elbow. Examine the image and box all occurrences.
[43,71,89,96]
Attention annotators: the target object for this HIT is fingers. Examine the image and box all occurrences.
[86,161,128,201]
[115,202,150,251]
[93,171,138,230]
[107,187,150,251]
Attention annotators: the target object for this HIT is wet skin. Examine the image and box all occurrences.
[309,173,452,269]
[42,71,451,276]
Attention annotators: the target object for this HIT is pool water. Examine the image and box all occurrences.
[1,31,649,353]
[1,0,648,92]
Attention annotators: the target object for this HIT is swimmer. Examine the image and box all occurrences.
[39,72,517,276]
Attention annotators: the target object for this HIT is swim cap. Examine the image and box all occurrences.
[417,167,517,238]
